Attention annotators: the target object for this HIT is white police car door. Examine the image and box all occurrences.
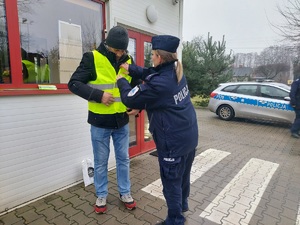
[233,84,259,118]
[257,85,294,123]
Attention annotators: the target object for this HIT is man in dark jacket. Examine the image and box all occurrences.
[289,77,300,138]
[68,26,139,213]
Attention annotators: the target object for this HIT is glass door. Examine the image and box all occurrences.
[127,33,140,157]
[127,30,156,157]
[140,40,156,153]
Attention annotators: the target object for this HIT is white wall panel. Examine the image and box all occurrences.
[108,0,182,37]
[0,95,116,213]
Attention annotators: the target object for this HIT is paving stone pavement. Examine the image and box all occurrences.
[1,108,300,225]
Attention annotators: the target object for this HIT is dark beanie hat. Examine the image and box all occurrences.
[106,26,129,50]
[152,35,180,53]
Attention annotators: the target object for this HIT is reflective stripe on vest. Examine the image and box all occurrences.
[88,50,132,114]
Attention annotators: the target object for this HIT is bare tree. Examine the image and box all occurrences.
[17,0,44,15]
[255,63,289,80]
[234,52,258,68]
[276,0,300,43]
[254,45,292,82]
[256,45,291,65]
[82,19,100,53]
[272,0,300,79]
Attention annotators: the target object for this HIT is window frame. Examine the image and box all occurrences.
[0,0,105,96]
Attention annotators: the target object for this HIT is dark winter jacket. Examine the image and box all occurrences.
[68,42,140,128]
[290,78,300,109]
[117,62,199,158]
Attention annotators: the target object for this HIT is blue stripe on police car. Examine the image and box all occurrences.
[214,94,294,112]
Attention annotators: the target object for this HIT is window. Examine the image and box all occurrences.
[260,85,289,100]
[128,38,136,63]
[0,0,10,84]
[144,42,152,67]
[236,85,257,96]
[1,0,104,94]
[19,0,103,84]
[222,85,237,93]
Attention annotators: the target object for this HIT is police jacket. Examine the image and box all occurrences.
[117,62,199,158]
[289,78,300,109]
[68,42,140,129]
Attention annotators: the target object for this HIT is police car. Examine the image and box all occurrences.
[208,82,295,124]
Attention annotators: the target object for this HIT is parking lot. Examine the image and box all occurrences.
[0,108,299,225]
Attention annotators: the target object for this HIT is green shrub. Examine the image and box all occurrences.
[191,95,209,107]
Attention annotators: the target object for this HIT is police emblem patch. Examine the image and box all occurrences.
[128,86,139,97]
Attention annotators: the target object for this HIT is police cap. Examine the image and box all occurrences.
[151,35,180,53]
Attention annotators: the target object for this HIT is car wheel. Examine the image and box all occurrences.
[217,105,235,121]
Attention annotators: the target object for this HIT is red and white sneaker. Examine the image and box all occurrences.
[120,194,136,210]
[94,197,107,214]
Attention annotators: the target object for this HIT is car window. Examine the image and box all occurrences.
[221,85,238,92]
[236,85,257,96]
[270,83,291,91]
[260,86,289,100]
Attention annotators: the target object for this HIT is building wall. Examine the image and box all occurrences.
[0,0,183,213]
[0,95,116,213]
[107,0,183,50]
[109,0,180,34]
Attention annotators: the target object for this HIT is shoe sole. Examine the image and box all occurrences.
[122,201,136,210]
[95,211,106,214]
[123,203,136,210]
[125,206,136,210]
[94,206,107,214]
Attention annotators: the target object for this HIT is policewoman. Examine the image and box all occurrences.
[290,77,300,138]
[117,35,199,225]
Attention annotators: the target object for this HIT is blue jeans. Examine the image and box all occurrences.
[91,124,131,198]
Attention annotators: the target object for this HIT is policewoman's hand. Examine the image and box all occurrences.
[101,92,115,106]
[116,74,124,80]
[120,63,129,71]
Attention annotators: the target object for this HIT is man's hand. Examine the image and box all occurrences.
[101,92,115,106]
[126,109,140,116]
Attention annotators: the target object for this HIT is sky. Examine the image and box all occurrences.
[182,0,290,54]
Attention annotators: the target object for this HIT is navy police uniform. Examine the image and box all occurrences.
[289,78,300,136]
[117,35,199,225]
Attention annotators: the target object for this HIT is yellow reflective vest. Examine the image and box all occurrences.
[22,60,50,83]
[22,60,37,83]
[88,50,132,114]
